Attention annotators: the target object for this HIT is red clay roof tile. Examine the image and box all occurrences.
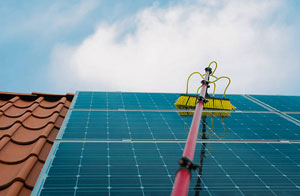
[47,127,59,142]
[0,138,49,164]
[40,97,66,108]
[0,156,37,188]
[32,103,64,118]
[19,186,32,196]
[25,160,44,188]
[0,91,73,196]
[0,181,24,196]
[13,99,35,108]
[0,100,7,107]
[11,124,55,144]
[22,113,59,130]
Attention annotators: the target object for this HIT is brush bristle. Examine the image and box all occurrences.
[174,95,236,111]
[178,111,231,117]
[202,111,231,117]
[204,99,236,110]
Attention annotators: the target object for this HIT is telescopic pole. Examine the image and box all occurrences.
[171,67,211,196]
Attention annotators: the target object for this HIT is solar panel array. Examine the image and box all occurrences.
[60,111,300,141]
[33,92,300,196]
[251,95,300,112]
[73,92,268,111]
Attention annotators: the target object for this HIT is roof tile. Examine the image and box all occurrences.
[0,92,73,196]
[0,156,36,188]
[25,160,44,188]
[7,97,20,104]
[13,98,36,108]
[22,114,58,130]
[18,186,32,196]
[0,112,31,129]
[0,138,48,164]
[0,123,21,140]
[11,124,55,144]
[0,181,24,196]
[40,97,66,108]
[32,103,64,118]
[0,100,7,107]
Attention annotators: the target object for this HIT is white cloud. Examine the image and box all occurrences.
[50,0,300,95]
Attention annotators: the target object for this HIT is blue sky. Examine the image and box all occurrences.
[1,0,300,95]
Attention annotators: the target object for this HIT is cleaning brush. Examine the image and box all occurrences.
[174,61,236,115]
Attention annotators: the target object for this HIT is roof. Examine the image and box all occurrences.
[0,91,73,196]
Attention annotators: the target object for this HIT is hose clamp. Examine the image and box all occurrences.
[197,96,208,103]
[176,157,199,178]
[205,67,212,75]
[201,80,210,87]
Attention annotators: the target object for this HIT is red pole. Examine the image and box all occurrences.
[171,69,210,196]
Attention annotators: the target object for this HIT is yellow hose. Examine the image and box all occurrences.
[203,117,227,138]
[208,61,218,75]
[185,61,231,101]
[209,76,231,98]
[196,85,203,96]
[186,72,204,94]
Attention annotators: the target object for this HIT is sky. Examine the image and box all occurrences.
[1,0,300,95]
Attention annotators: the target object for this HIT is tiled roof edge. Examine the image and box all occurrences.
[0,91,74,102]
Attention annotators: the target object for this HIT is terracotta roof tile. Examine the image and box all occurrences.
[0,156,37,188]
[40,97,66,108]
[13,99,37,108]
[22,113,59,130]
[10,103,39,116]
[11,124,56,144]
[0,91,73,196]
[32,103,64,118]
[0,138,49,163]
[18,187,32,196]
[25,160,44,188]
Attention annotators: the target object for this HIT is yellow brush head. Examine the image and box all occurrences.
[174,95,236,111]
[177,111,231,117]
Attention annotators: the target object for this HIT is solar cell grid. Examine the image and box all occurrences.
[288,113,300,122]
[61,111,300,141]
[73,92,179,110]
[220,95,268,111]
[40,142,300,196]
[73,92,268,111]
[250,95,300,112]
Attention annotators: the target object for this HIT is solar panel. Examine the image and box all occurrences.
[250,95,300,112]
[38,142,300,196]
[73,92,179,110]
[288,113,300,122]
[73,92,267,111]
[59,111,300,141]
[218,95,268,111]
[32,91,300,196]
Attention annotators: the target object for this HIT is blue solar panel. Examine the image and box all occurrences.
[250,95,300,112]
[288,113,300,122]
[73,92,266,111]
[60,111,300,141]
[203,113,300,140]
[39,142,300,196]
[73,92,180,110]
[218,94,268,111]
